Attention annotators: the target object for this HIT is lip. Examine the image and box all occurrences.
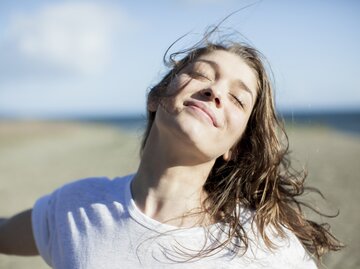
[184,100,219,127]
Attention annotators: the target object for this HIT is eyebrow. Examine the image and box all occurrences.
[195,59,255,102]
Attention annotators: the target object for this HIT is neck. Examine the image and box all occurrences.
[131,125,216,228]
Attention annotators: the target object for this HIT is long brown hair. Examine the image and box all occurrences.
[141,39,343,261]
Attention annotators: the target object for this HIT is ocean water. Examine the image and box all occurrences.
[281,111,360,135]
[80,111,360,136]
[81,115,147,132]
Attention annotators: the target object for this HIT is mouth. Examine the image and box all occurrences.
[183,100,219,127]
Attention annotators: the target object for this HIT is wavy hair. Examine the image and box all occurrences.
[141,39,343,262]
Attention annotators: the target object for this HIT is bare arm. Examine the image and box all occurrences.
[0,209,39,255]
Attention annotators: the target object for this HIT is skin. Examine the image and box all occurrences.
[0,49,258,255]
[132,50,258,227]
[0,210,38,255]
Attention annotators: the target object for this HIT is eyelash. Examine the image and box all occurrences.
[190,71,212,81]
[230,93,245,109]
[189,68,245,109]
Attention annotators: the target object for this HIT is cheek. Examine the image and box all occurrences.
[166,79,180,96]
[226,112,249,145]
[166,75,191,96]
[157,76,191,115]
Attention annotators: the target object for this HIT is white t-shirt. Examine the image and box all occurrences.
[32,174,317,269]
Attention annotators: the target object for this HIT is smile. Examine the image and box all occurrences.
[183,100,219,127]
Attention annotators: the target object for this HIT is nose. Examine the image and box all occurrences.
[201,88,222,107]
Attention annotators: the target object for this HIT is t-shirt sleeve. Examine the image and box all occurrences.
[276,229,318,269]
[254,225,318,269]
[286,242,318,269]
[31,193,56,267]
[31,177,113,267]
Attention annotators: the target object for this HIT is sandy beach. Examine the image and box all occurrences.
[0,120,359,268]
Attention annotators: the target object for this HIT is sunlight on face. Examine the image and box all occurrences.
[155,50,258,162]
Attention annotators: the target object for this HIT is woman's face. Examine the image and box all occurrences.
[153,49,258,162]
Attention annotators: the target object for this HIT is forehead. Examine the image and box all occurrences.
[192,50,258,94]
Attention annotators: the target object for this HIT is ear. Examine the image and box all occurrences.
[222,149,232,162]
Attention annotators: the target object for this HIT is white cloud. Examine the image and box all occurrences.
[1,2,136,77]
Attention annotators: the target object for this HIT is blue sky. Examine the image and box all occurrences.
[0,0,359,118]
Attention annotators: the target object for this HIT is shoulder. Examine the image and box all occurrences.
[60,176,111,194]
[236,209,317,268]
[57,174,133,204]
[58,174,132,195]
[255,225,318,269]
[34,174,133,213]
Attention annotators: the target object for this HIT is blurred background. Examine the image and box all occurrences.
[0,0,359,268]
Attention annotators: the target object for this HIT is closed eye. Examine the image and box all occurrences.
[229,93,245,109]
[189,71,213,81]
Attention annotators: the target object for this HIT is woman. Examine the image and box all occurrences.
[0,38,342,268]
